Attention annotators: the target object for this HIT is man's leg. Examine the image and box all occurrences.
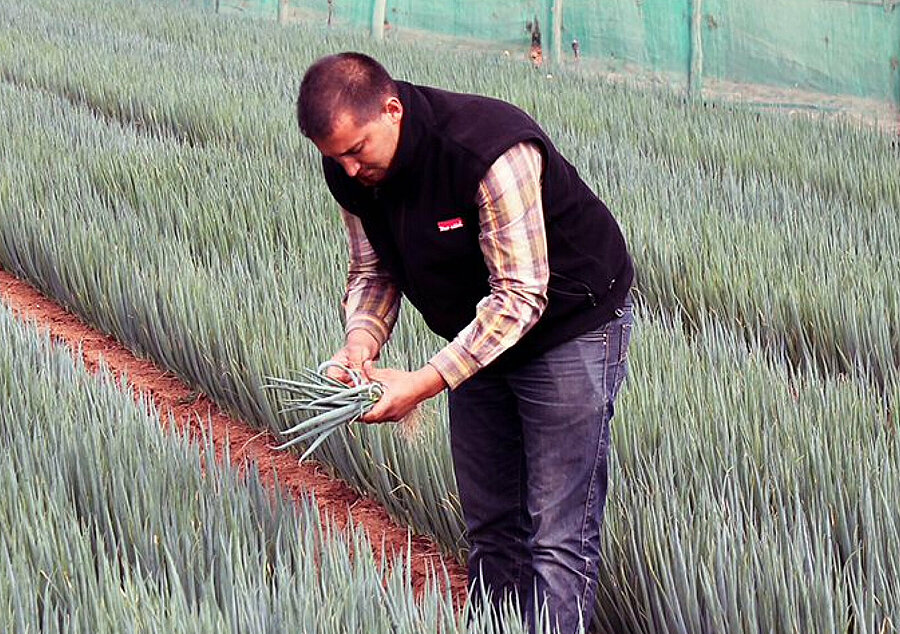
[449,370,532,613]
[511,300,633,634]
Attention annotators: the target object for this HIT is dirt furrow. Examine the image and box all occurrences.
[0,267,468,604]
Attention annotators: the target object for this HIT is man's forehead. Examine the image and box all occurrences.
[330,109,360,131]
[317,110,366,156]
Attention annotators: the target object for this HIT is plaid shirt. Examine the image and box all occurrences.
[340,142,548,389]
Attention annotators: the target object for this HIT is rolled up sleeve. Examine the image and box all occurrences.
[340,208,401,348]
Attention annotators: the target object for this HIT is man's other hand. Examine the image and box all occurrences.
[326,329,381,384]
[360,361,446,423]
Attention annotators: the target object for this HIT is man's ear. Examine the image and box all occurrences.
[384,96,403,123]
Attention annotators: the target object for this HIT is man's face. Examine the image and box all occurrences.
[313,97,403,187]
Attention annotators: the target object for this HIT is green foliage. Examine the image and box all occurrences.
[1,0,898,631]
[264,365,384,458]
[0,305,542,633]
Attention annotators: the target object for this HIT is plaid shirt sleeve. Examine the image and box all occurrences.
[428,142,549,389]
[340,208,401,349]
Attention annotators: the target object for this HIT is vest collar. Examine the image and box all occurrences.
[379,82,430,185]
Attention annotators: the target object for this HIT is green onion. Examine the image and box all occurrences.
[264,361,383,461]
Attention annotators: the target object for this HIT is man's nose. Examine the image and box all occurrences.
[339,158,361,178]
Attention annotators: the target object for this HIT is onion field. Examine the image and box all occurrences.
[0,303,523,633]
[1,0,898,632]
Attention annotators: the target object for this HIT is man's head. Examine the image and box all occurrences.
[297,52,402,186]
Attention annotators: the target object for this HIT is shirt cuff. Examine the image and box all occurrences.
[428,342,481,390]
[345,314,392,348]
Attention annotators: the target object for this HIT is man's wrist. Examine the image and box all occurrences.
[346,328,381,359]
[414,364,447,399]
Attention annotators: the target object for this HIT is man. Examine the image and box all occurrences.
[296,52,633,634]
[528,16,543,67]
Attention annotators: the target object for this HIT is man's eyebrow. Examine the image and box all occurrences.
[338,141,364,157]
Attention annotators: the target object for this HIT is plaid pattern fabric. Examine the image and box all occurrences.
[340,207,402,348]
[341,142,549,388]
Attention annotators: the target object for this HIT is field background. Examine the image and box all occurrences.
[193,0,900,120]
[1,0,898,632]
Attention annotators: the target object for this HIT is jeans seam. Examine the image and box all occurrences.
[512,438,525,591]
[578,333,611,615]
[491,380,526,594]
[578,401,609,618]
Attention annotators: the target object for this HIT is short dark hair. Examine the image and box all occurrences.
[296,52,398,140]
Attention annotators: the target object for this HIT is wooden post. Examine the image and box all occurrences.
[277,0,287,24]
[549,0,563,65]
[688,0,704,98]
[372,0,387,39]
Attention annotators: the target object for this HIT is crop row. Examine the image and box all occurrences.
[1,1,898,631]
[2,79,899,631]
[0,303,538,633]
[3,0,898,387]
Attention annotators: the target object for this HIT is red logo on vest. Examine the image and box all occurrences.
[437,217,464,232]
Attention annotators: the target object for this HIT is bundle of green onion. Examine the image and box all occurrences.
[263,361,384,462]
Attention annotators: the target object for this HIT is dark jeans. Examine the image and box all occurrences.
[449,296,633,634]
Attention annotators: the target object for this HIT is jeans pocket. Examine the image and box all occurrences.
[577,328,608,345]
[607,303,633,398]
[618,321,633,364]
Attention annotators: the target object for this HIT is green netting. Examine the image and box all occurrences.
[563,0,693,76]
[383,1,545,46]
[702,0,900,102]
[148,0,900,105]
[224,0,279,18]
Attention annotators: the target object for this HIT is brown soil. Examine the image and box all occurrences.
[0,267,468,604]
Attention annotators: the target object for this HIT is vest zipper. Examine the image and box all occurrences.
[549,271,598,306]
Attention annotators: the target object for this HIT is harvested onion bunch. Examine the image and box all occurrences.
[263,361,383,462]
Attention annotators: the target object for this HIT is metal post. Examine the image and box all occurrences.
[689,0,704,98]
[372,0,387,39]
[550,0,563,65]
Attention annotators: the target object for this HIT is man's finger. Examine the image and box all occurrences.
[362,359,378,382]
[362,402,385,423]
[345,352,365,369]
[327,371,352,386]
[325,358,355,385]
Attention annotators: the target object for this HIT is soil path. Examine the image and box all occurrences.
[0,267,468,604]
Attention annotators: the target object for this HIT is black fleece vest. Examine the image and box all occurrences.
[324,81,633,370]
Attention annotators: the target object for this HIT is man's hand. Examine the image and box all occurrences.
[361,361,446,423]
[326,329,381,384]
